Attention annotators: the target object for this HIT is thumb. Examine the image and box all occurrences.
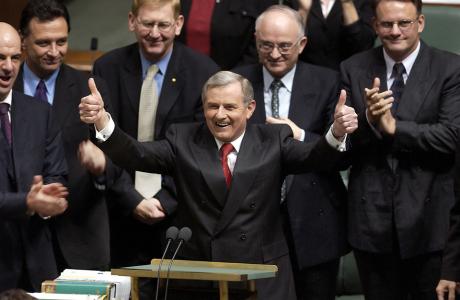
[30,175,43,194]
[373,77,380,89]
[88,78,101,98]
[336,89,346,110]
[33,175,43,185]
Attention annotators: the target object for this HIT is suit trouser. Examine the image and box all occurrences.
[281,202,340,300]
[354,249,442,300]
[291,258,340,300]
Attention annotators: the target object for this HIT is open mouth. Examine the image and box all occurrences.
[216,122,230,128]
[0,75,12,85]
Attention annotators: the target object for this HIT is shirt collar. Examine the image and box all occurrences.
[0,90,13,107]
[262,64,296,93]
[139,46,173,79]
[23,61,60,94]
[383,41,420,80]
[215,131,245,153]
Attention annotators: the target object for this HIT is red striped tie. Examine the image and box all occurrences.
[220,143,234,187]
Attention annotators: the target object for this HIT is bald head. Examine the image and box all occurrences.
[0,22,21,45]
[0,22,22,101]
[254,5,307,79]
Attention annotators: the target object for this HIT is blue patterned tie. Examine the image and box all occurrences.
[270,79,283,118]
[390,63,405,113]
[269,79,288,202]
[34,80,48,103]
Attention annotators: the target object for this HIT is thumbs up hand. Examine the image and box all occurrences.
[332,89,358,139]
[79,78,109,130]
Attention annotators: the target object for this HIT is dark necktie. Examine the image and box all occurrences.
[269,79,288,202]
[390,63,405,113]
[220,143,234,188]
[270,79,283,118]
[34,80,48,103]
[0,103,11,145]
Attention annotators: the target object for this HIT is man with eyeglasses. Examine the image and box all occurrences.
[234,5,348,300]
[92,0,218,299]
[340,0,460,299]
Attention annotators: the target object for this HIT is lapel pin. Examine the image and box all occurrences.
[172,78,176,83]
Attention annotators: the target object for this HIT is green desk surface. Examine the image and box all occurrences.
[112,259,278,282]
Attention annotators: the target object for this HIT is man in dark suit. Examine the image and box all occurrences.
[79,70,357,299]
[0,22,68,292]
[178,0,276,70]
[234,5,347,300]
[287,0,375,70]
[13,0,134,272]
[92,0,219,297]
[340,0,460,298]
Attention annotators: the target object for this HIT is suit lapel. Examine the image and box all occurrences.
[122,45,143,115]
[10,94,28,181]
[310,0,326,22]
[155,44,185,138]
[289,64,317,130]
[366,47,388,94]
[250,67,267,124]
[192,126,228,208]
[395,44,432,120]
[213,128,264,236]
[53,66,77,126]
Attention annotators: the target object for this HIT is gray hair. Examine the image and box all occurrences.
[255,5,305,38]
[202,71,254,106]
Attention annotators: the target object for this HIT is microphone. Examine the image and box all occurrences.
[164,227,192,300]
[154,226,179,300]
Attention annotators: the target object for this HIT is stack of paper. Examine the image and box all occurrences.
[56,269,130,300]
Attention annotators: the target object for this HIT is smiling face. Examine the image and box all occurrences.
[204,81,256,143]
[21,16,68,78]
[0,23,21,101]
[374,0,424,61]
[255,10,306,79]
[128,2,183,62]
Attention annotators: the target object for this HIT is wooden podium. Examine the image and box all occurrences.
[111,259,278,300]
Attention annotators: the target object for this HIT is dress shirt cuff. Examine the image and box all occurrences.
[95,112,115,142]
[299,129,306,142]
[326,125,347,152]
[365,109,383,139]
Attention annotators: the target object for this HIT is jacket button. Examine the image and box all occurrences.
[311,181,317,185]
[318,209,324,216]
[250,202,256,208]
[240,234,247,241]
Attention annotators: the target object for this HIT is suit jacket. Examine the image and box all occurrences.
[0,91,67,292]
[178,0,276,70]
[234,62,348,269]
[99,122,342,299]
[14,64,116,270]
[341,42,460,258]
[441,135,460,281]
[287,0,375,70]
[92,41,219,266]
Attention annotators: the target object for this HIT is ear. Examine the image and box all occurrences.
[372,17,379,33]
[174,15,184,36]
[128,12,136,32]
[246,100,256,120]
[298,36,307,54]
[417,14,425,34]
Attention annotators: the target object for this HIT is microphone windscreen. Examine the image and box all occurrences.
[178,227,192,242]
[165,226,179,240]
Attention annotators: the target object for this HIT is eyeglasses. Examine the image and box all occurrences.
[257,37,303,55]
[377,18,418,32]
[136,18,175,33]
